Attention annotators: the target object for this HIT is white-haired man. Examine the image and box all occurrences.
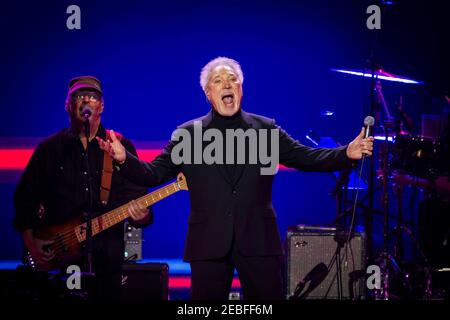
[98,57,373,300]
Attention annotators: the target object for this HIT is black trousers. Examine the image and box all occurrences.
[81,228,124,300]
[190,235,285,300]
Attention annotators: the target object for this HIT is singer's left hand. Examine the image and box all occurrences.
[346,127,374,160]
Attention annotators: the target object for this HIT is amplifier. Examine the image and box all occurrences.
[286,225,366,299]
[121,263,169,300]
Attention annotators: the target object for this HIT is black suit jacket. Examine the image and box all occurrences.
[118,110,355,261]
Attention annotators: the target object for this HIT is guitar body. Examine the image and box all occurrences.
[28,215,85,271]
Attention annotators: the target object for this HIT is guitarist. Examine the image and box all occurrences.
[12,76,153,299]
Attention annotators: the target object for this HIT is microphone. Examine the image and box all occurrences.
[363,116,375,139]
[80,104,93,120]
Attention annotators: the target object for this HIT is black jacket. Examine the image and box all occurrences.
[118,110,355,261]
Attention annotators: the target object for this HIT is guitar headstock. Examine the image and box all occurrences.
[176,173,189,191]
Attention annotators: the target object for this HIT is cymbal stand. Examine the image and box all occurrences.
[374,80,395,299]
[393,182,404,263]
[380,120,394,299]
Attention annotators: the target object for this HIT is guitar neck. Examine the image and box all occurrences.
[76,181,182,242]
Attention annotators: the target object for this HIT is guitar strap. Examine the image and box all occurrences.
[100,129,123,206]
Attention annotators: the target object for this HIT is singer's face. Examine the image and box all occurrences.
[68,90,104,123]
[205,65,242,116]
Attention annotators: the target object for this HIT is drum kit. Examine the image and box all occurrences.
[331,67,450,299]
[332,66,448,180]
[333,65,449,186]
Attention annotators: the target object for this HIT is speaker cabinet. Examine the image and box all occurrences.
[121,263,169,300]
[286,225,366,299]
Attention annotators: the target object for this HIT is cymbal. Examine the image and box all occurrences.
[331,68,424,85]
[374,134,395,142]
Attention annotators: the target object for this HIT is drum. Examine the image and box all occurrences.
[392,135,439,178]
[434,138,450,176]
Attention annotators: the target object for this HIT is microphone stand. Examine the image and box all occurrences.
[333,226,348,300]
[365,59,378,269]
[380,119,394,300]
[83,115,94,274]
[333,168,351,227]
[364,1,396,300]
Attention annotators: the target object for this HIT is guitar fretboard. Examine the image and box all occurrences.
[75,179,184,242]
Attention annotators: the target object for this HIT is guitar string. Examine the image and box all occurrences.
[26,178,185,265]
[43,181,185,255]
[47,181,181,246]
[48,195,156,254]
[46,205,130,255]
[48,190,169,253]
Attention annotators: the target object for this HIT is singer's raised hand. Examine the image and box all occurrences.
[346,127,374,160]
[96,130,126,163]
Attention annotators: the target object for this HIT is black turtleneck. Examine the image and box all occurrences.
[209,108,247,183]
[209,108,245,130]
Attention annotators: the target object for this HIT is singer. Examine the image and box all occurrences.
[97,57,374,300]
[12,76,153,299]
